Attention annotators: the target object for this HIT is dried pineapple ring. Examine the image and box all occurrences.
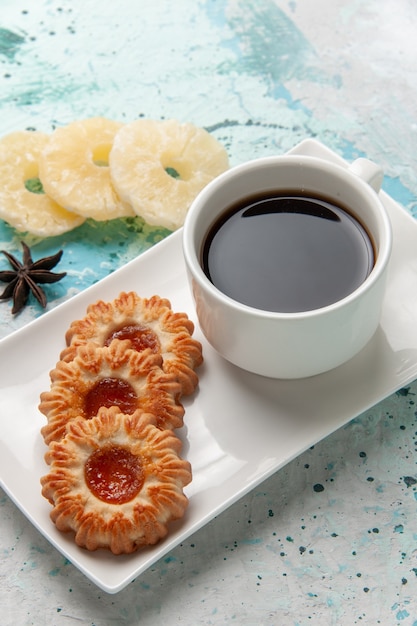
[0,131,85,236]
[38,117,135,221]
[109,119,230,231]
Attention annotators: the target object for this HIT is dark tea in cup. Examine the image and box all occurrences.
[201,192,375,313]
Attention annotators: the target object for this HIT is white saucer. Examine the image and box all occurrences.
[1,139,416,594]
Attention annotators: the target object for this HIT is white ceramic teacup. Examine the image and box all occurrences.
[182,154,392,379]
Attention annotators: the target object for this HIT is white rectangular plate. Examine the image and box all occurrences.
[1,139,417,594]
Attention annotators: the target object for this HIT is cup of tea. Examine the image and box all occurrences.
[182,154,392,378]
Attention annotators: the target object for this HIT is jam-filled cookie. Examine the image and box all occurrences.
[41,407,192,554]
[61,291,203,396]
[39,341,184,444]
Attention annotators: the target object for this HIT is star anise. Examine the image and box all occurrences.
[0,241,67,314]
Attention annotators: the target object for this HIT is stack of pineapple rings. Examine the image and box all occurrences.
[0,117,230,237]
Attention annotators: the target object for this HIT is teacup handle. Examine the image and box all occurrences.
[349,158,384,193]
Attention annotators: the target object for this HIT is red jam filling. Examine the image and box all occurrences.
[84,445,144,504]
[105,324,160,353]
[84,377,138,418]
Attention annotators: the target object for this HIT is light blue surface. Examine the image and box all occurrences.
[1,1,417,624]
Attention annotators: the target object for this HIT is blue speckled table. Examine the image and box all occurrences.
[1,1,417,624]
